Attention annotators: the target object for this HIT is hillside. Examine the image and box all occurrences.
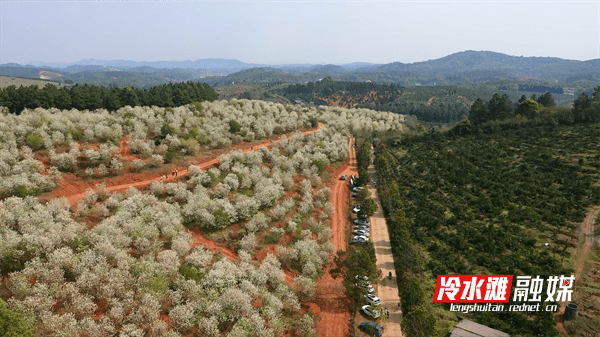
[374,118,600,336]
[3,51,599,89]
[0,100,409,337]
[0,76,70,89]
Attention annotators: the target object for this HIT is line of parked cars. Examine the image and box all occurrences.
[350,209,370,244]
[355,274,384,335]
[348,176,385,335]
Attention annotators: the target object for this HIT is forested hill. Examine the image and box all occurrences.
[205,51,599,85]
[2,51,598,88]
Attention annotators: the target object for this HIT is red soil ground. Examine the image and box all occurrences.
[38,124,323,209]
[312,136,356,337]
[32,123,333,334]
[188,227,239,262]
[118,136,139,161]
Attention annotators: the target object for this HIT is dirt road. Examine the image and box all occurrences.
[38,124,324,208]
[314,136,356,337]
[366,151,403,337]
[556,207,599,334]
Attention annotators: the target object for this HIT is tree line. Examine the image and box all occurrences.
[0,81,218,114]
[467,88,600,127]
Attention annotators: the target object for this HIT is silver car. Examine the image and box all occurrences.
[364,294,381,305]
[350,235,369,244]
[353,218,370,226]
[355,282,374,293]
[361,305,381,319]
[353,229,370,236]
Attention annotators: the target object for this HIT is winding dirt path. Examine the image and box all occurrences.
[555,207,599,334]
[38,124,324,208]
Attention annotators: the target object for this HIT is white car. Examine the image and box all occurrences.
[364,294,381,305]
[356,282,375,293]
[340,174,347,180]
[352,205,361,213]
[361,305,381,319]
[352,186,364,192]
[350,235,369,244]
[355,275,369,282]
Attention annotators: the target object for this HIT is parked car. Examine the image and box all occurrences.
[352,192,358,198]
[340,174,347,180]
[352,186,364,192]
[354,228,369,235]
[358,213,368,220]
[361,305,381,319]
[364,294,381,305]
[350,235,369,244]
[353,218,370,226]
[352,205,361,213]
[355,275,369,282]
[353,229,370,236]
[359,321,384,336]
[355,282,375,293]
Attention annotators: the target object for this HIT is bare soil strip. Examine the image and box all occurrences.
[38,124,323,208]
[314,136,356,337]
[366,153,404,336]
[555,207,599,334]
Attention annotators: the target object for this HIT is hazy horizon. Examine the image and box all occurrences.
[1,1,598,65]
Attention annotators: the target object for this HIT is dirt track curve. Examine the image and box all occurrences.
[39,124,324,209]
[555,207,599,334]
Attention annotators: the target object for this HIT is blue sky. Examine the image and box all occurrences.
[1,1,598,65]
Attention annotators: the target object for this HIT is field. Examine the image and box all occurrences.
[0,76,70,89]
[0,100,406,336]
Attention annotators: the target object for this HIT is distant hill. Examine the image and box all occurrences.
[27,58,259,70]
[309,64,347,75]
[3,51,598,88]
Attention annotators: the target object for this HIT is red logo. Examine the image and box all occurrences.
[434,275,513,303]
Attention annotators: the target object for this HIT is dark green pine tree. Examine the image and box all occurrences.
[40,83,58,108]
[487,93,513,120]
[468,98,488,124]
[55,88,73,110]
[0,86,15,113]
[537,92,555,107]
[101,87,122,111]
[121,87,140,107]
